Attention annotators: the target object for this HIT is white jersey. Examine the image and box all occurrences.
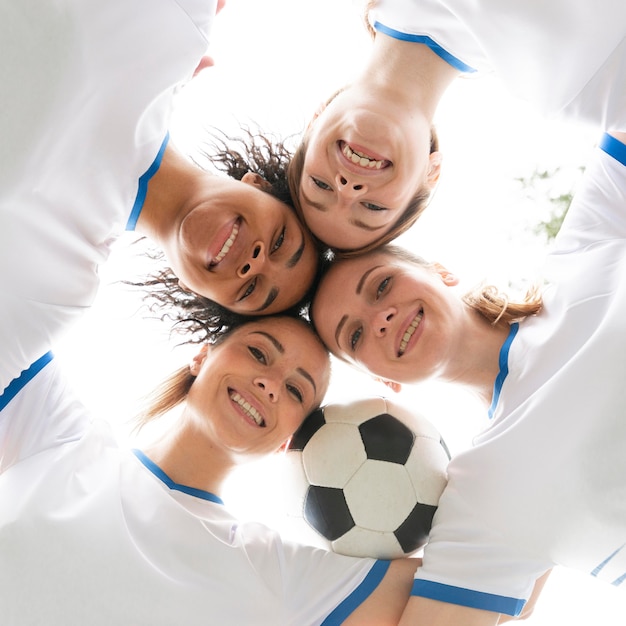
[413,134,626,615]
[0,0,215,394]
[370,0,626,132]
[0,357,385,625]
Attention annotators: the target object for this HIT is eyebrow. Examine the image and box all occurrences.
[334,265,382,350]
[254,288,279,313]
[253,230,306,312]
[300,191,387,233]
[251,330,317,394]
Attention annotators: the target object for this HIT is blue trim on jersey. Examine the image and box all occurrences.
[600,132,626,166]
[0,351,54,411]
[488,322,519,419]
[321,560,390,625]
[132,448,224,504]
[125,133,170,231]
[373,21,477,73]
[591,544,626,586]
[412,579,525,617]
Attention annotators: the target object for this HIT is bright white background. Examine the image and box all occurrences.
[56,0,626,622]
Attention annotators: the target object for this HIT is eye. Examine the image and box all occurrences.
[286,383,303,403]
[362,201,386,211]
[248,346,267,364]
[376,277,391,299]
[239,278,257,301]
[271,227,285,253]
[311,176,332,191]
[349,326,363,352]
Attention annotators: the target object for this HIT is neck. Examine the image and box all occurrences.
[362,31,460,122]
[441,311,511,406]
[134,144,203,247]
[142,416,233,498]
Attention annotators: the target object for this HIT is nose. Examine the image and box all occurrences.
[255,376,279,403]
[335,173,366,195]
[238,241,266,278]
[373,306,396,337]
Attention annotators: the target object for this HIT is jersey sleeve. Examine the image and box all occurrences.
[234,520,388,625]
[0,357,89,474]
[554,133,626,253]
[412,481,547,617]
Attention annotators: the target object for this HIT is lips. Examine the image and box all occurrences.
[339,140,391,172]
[229,389,266,427]
[208,219,240,268]
[398,308,424,356]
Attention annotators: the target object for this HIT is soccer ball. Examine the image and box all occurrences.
[284,397,450,559]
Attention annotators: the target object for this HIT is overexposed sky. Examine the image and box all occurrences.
[56,1,625,622]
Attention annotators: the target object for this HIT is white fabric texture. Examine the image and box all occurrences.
[371,0,626,132]
[0,0,215,392]
[414,137,626,614]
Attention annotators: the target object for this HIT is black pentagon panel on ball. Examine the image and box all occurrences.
[288,407,327,452]
[304,485,355,541]
[359,413,415,464]
[394,502,438,554]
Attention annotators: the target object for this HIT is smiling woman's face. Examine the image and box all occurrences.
[311,251,461,385]
[165,176,319,315]
[298,84,438,250]
[186,316,330,460]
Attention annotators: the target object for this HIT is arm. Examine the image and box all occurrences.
[343,559,420,626]
[609,131,626,145]
[497,570,551,623]
[399,596,501,626]
[396,569,552,626]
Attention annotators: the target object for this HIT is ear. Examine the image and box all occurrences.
[241,172,273,192]
[425,151,442,188]
[190,344,210,376]
[373,377,402,394]
[432,262,459,286]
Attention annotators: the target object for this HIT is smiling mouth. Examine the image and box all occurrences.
[341,141,390,170]
[230,389,266,427]
[398,309,423,356]
[211,221,240,267]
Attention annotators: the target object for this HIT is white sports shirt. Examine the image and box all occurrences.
[0,356,386,625]
[0,0,215,394]
[413,135,626,615]
[370,0,626,132]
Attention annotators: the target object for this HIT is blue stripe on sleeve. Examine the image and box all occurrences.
[373,22,477,73]
[0,351,54,411]
[600,132,626,166]
[321,560,390,625]
[126,133,170,231]
[412,579,526,617]
[488,322,519,419]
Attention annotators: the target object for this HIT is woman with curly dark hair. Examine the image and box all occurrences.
[130,128,329,344]
[0,0,320,394]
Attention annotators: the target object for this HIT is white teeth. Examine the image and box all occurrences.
[399,311,423,355]
[230,391,265,427]
[343,143,384,169]
[214,222,239,264]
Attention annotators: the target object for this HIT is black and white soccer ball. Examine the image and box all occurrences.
[284,397,450,559]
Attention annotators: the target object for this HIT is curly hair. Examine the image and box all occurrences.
[128,127,328,344]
